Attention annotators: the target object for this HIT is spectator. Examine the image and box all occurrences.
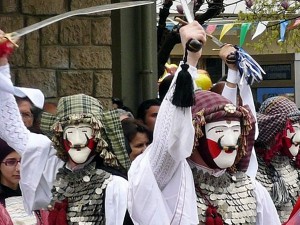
[116,108,134,121]
[121,118,152,161]
[0,138,37,224]
[136,98,161,133]
[14,87,45,134]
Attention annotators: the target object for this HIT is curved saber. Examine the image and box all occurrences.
[4,1,153,42]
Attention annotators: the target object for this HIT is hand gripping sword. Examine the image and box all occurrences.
[180,0,202,52]
[0,1,153,46]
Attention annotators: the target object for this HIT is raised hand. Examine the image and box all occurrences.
[179,21,206,67]
[219,44,238,71]
[0,30,19,59]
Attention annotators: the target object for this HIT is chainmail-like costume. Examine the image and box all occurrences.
[50,162,112,225]
[192,168,257,225]
[256,156,300,223]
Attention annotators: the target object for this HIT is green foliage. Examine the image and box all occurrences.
[237,0,300,53]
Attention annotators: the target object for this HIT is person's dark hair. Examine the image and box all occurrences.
[112,97,134,115]
[254,101,261,112]
[136,98,161,122]
[15,96,43,134]
[112,97,124,108]
[121,118,152,154]
[158,75,174,101]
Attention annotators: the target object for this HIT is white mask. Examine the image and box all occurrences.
[205,120,241,169]
[286,123,300,157]
[63,123,95,164]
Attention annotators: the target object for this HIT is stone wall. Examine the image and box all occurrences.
[0,0,113,109]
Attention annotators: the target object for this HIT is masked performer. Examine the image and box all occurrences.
[128,21,280,224]
[190,90,280,225]
[0,34,131,224]
[254,96,300,223]
[210,44,261,180]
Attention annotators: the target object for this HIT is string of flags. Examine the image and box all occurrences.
[203,16,300,46]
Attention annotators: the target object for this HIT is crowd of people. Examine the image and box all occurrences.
[0,15,300,225]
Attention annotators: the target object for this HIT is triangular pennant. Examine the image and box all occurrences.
[239,23,251,46]
[206,24,217,34]
[287,18,300,30]
[278,20,289,42]
[252,21,269,40]
[220,24,234,41]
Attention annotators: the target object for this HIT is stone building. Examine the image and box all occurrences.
[0,0,157,113]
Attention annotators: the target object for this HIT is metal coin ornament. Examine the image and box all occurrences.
[83,175,91,182]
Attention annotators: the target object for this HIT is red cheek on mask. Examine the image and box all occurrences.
[87,138,96,151]
[207,139,222,159]
[283,136,293,149]
[63,139,71,152]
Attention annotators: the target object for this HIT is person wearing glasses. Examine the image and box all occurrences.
[14,87,45,134]
[0,138,21,203]
[0,138,38,224]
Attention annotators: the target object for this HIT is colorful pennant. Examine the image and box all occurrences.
[287,18,300,30]
[206,24,217,34]
[240,23,251,46]
[278,20,289,42]
[251,21,268,40]
[220,23,234,41]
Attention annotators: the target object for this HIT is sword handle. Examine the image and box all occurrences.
[0,33,19,47]
[187,39,202,52]
[0,33,19,57]
[174,18,202,52]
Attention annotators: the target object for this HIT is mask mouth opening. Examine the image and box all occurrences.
[64,134,90,151]
[217,136,239,153]
[291,134,300,146]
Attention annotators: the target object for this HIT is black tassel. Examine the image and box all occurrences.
[171,62,195,107]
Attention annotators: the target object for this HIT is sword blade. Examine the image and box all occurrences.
[207,33,225,47]
[10,1,153,38]
[180,0,194,24]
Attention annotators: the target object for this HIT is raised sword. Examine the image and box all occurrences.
[1,1,153,45]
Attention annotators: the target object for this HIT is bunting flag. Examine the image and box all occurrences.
[251,21,268,40]
[220,23,234,41]
[239,23,251,46]
[206,24,217,34]
[287,18,300,30]
[278,20,289,42]
[167,17,298,46]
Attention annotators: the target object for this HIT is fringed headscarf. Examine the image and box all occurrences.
[191,90,254,172]
[256,96,300,166]
[51,94,130,171]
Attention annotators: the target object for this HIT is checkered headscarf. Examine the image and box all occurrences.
[40,111,56,139]
[256,96,300,148]
[191,90,255,172]
[51,94,130,171]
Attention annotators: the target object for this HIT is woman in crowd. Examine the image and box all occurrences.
[0,138,21,203]
[121,118,152,161]
[0,138,38,224]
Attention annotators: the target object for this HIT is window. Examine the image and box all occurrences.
[261,64,291,80]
